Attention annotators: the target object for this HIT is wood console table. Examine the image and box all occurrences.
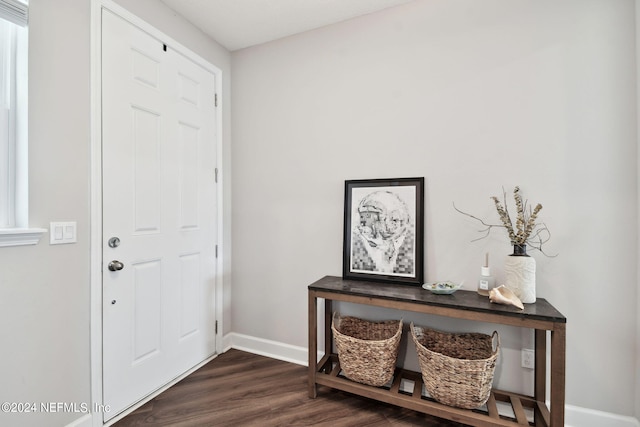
[308,276,566,427]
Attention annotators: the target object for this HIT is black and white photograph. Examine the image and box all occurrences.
[343,177,424,285]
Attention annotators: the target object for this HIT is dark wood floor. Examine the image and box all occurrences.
[114,349,466,426]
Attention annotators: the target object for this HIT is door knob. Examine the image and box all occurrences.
[108,260,124,271]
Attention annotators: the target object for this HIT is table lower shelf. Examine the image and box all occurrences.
[313,354,550,427]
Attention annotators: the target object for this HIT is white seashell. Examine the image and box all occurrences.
[489,285,524,310]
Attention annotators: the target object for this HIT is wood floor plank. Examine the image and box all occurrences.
[114,349,467,427]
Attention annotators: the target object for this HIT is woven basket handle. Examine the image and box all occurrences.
[491,331,500,354]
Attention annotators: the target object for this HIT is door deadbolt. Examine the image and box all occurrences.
[108,260,124,271]
[108,237,121,248]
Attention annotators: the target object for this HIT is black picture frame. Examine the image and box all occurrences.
[343,177,424,286]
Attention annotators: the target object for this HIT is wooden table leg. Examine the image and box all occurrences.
[534,329,547,426]
[324,299,333,358]
[549,324,566,427]
[308,291,317,398]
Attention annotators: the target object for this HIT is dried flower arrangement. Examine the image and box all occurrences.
[454,186,554,256]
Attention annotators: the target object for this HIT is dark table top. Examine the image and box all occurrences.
[309,275,566,323]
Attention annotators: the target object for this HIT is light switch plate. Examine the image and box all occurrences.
[50,222,77,245]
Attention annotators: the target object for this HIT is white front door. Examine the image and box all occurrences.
[101,9,218,420]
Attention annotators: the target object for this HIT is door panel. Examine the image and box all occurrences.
[132,106,162,232]
[179,253,200,338]
[178,122,200,228]
[132,259,162,362]
[101,9,217,420]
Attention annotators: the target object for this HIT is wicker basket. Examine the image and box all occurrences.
[332,314,403,387]
[410,324,499,409]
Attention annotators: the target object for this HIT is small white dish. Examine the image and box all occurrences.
[422,281,463,295]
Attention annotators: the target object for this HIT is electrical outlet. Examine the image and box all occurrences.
[521,348,535,369]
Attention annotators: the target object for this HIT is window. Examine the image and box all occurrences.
[0,0,43,246]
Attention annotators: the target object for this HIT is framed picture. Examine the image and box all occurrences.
[343,177,424,285]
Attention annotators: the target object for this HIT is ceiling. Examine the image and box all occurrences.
[160,0,416,51]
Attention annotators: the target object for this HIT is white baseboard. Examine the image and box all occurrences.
[227,332,640,427]
[565,404,640,427]
[227,332,307,366]
[222,331,233,353]
[65,413,92,427]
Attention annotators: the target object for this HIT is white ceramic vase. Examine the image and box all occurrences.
[504,245,536,304]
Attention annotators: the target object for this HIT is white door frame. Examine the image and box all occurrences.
[90,1,224,425]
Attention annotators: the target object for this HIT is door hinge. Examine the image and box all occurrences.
[215,93,218,107]
[215,320,218,334]
[215,168,218,183]
[215,244,218,258]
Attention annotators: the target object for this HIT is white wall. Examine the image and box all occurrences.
[0,1,230,426]
[232,0,638,419]
[0,1,91,426]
